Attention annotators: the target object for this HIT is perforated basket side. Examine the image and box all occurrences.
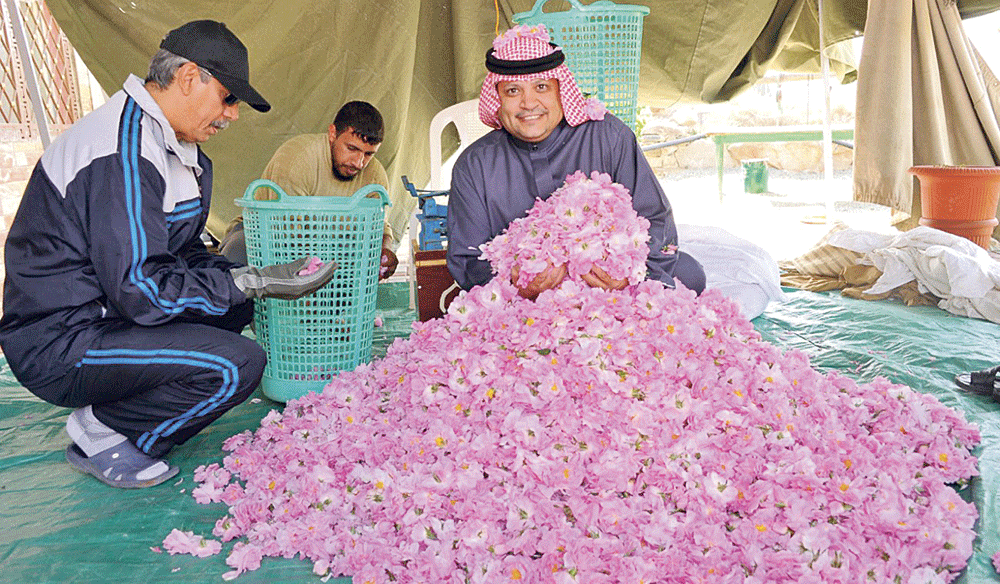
[238,185,387,402]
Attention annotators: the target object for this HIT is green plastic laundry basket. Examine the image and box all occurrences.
[237,179,389,402]
[513,0,650,131]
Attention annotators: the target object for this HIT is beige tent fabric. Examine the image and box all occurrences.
[821,0,1000,38]
[638,0,857,105]
[770,0,858,80]
[854,0,1000,235]
[43,0,865,245]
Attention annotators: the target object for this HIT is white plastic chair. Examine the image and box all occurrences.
[407,99,491,310]
[427,99,491,190]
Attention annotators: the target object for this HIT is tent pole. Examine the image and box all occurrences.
[6,0,52,149]
[818,0,834,223]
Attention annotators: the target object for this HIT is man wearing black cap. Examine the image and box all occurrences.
[0,20,336,489]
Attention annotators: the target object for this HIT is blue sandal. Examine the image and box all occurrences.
[65,442,179,488]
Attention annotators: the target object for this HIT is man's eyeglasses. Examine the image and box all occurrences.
[199,66,241,106]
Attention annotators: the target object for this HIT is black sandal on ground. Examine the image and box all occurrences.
[954,365,1000,397]
[65,442,178,489]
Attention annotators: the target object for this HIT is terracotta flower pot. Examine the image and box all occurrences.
[908,165,1000,249]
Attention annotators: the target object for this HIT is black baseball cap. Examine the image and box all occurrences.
[160,20,270,113]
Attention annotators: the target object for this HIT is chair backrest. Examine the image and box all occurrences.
[427,99,491,190]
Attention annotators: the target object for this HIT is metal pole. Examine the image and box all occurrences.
[6,0,51,148]
[819,0,835,222]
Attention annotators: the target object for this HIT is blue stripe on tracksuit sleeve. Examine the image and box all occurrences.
[166,209,201,225]
[81,348,240,453]
[166,200,202,225]
[120,98,227,316]
[171,200,201,213]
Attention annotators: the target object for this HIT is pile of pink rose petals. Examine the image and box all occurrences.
[166,173,981,584]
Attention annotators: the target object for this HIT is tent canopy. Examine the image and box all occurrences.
[43,0,1000,242]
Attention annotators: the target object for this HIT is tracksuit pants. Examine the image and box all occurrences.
[31,303,265,459]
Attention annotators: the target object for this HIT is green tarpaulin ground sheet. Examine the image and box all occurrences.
[2,285,1000,583]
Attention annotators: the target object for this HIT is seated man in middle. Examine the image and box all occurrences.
[220,100,398,278]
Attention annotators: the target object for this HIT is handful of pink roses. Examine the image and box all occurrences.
[480,170,650,289]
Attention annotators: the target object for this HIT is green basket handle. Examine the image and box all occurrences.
[241,179,390,207]
[515,0,649,20]
[242,178,288,201]
[519,0,586,16]
[349,183,391,207]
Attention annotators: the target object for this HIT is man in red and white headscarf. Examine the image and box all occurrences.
[447,25,704,299]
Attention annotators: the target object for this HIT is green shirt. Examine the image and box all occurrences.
[231,133,392,241]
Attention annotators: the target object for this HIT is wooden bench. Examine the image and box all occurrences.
[706,125,854,200]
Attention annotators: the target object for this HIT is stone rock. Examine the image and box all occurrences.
[640,122,687,143]
[673,138,718,170]
[725,142,853,172]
